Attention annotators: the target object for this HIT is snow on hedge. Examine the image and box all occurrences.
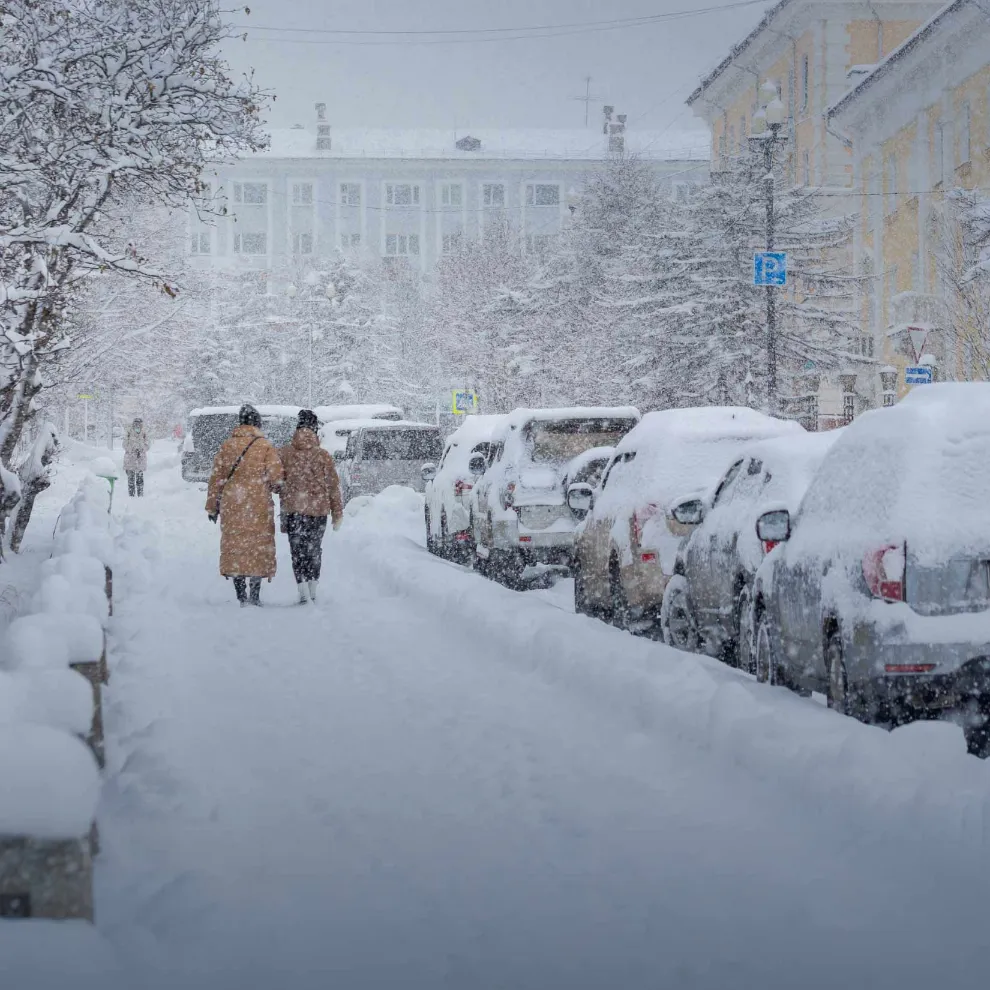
[0,471,111,838]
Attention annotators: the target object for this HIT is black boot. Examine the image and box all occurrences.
[249,577,262,607]
[233,577,248,606]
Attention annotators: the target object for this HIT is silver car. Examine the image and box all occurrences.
[749,384,990,755]
[339,422,443,502]
[182,406,299,483]
[662,431,840,666]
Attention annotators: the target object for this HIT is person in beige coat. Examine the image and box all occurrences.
[123,418,151,496]
[206,405,284,606]
[279,409,344,604]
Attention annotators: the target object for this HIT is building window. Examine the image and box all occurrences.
[190,232,211,255]
[441,231,462,254]
[803,149,811,186]
[739,116,747,143]
[958,102,972,164]
[233,231,267,255]
[801,55,810,113]
[292,183,313,206]
[441,184,463,207]
[385,184,419,207]
[340,183,361,207]
[292,231,313,255]
[340,232,361,250]
[233,182,267,205]
[483,183,505,207]
[843,393,856,424]
[385,233,420,256]
[671,182,691,204]
[525,234,551,254]
[728,126,736,154]
[935,123,945,185]
[525,184,560,207]
[885,155,897,215]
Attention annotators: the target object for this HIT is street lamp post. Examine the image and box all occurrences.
[750,81,787,413]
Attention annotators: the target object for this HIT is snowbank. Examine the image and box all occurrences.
[345,488,990,851]
[0,920,123,990]
[0,475,109,838]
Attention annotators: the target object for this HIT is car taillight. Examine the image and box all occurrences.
[762,540,779,555]
[641,552,658,563]
[863,542,906,602]
[632,503,659,546]
[454,479,473,497]
[501,483,516,511]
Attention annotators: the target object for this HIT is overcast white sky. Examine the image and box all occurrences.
[222,0,769,135]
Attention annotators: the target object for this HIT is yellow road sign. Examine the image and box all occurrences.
[451,390,478,415]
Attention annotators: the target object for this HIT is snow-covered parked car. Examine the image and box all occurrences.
[424,414,508,560]
[749,384,990,754]
[561,446,615,493]
[571,407,802,633]
[472,407,640,586]
[181,405,300,483]
[661,430,840,666]
[338,421,443,502]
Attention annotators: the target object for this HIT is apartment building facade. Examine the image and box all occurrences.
[828,0,990,400]
[190,116,708,276]
[686,0,945,416]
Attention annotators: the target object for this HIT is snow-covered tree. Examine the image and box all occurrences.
[0,0,266,538]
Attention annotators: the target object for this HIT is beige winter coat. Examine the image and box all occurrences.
[278,428,344,523]
[206,425,284,578]
[123,427,150,473]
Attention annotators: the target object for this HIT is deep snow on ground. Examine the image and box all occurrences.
[9,440,990,988]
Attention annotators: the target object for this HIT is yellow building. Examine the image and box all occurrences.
[828,0,990,400]
[687,0,943,414]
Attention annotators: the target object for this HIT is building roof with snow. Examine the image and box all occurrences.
[247,126,709,163]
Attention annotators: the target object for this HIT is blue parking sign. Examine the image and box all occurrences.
[754,252,787,286]
[451,389,479,415]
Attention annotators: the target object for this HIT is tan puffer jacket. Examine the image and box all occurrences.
[278,428,344,523]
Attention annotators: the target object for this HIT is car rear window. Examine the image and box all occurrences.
[362,429,442,461]
[523,418,637,465]
[191,414,238,456]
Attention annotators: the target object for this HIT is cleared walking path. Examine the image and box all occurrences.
[94,448,990,989]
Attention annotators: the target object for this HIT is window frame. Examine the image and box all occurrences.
[440,183,463,207]
[385,183,421,207]
[958,101,972,166]
[291,182,314,206]
[233,230,267,256]
[483,183,506,208]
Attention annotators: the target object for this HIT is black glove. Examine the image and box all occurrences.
[208,512,218,524]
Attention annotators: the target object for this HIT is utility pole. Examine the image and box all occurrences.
[750,81,787,414]
[569,76,601,128]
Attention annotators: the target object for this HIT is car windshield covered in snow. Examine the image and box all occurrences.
[522,416,638,466]
[360,428,443,462]
[191,410,298,458]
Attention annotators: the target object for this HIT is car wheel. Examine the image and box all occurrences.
[825,628,870,722]
[661,575,697,650]
[439,512,451,559]
[730,582,754,673]
[754,611,777,685]
[964,719,990,758]
[491,548,524,590]
[573,558,590,615]
[425,509,437,555]
[608,555,631,629]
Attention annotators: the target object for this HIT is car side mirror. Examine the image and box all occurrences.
[421,463,438,483]
[671,498,705,526]
[756,509,791,545]
[468,454,487,477]
[567,483,594,517]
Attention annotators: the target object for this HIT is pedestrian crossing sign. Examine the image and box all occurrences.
[451,390,479,415]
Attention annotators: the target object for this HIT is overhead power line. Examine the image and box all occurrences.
[232,1,770,46]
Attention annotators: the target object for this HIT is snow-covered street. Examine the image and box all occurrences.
[68,446,990,989]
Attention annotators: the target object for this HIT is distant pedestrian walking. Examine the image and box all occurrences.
[123,418,151,497]
[279,409,343,604]
[206,404,284,607]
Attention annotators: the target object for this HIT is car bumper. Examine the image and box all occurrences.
[620,557,671,612]
[847,620,990,715]
[181,454,210,483]
[491,517,574,562]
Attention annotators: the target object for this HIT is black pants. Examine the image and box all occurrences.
[286,513,328,583]
[127,470,144,497]
[232,577,262,605]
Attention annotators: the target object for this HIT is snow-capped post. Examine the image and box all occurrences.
[749,81,788,414]
[0,0,269,551]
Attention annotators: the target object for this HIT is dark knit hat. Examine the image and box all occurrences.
[298,409,319,432]
[239,404,262,428]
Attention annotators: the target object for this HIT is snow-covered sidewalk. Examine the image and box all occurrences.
[91,451,989,989]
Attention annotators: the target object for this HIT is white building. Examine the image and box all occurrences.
[191,109,709,274]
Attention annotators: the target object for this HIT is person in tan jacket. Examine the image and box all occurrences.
[206,405,284,606]
[279,408,344,604]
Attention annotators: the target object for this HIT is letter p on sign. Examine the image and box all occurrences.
[754,251,787,286]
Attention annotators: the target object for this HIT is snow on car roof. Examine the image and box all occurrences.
[188,405,302,418]
[795,383,990,562]
[600,407,803,513]
[313,404,403,422]
[506,406,640,430]
[446,415,509,445]
[563,446,615,473]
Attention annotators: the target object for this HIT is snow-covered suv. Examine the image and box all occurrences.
[471,407,639,586]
